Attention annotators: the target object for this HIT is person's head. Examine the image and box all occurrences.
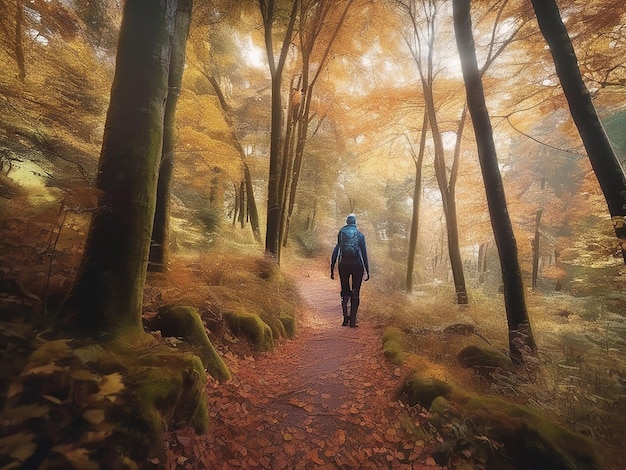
[346,214,356,225]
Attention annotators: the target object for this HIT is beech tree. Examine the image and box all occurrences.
[394,0,469,303]
[149,0,193,272]
[59,0,182,334]
[259,0,299,262]
[453,0,536,364]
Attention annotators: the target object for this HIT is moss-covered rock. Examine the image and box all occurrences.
[223,309,274,351]
[382,327,407,365]
[147,305,230,382]
[1,333,209,468]
[129,349,208,433]
[457,345,514,372]
[459,394,601,470]
[401,373,453,409]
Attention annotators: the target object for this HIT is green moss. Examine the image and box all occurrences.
[260,311,287,340]
[382,327,407,365]
[123,346,209,456]
[457,345,513,372]
[429,395,450,414]
[454,394,601,469]
[148,306,230,382]
[279,314,296,338]
[223,309,274,351]
[402,373,453,409]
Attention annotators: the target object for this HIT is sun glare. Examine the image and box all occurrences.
[240,36,265,69]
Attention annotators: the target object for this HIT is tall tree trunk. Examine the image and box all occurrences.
[406,109,428,293]
[261,0,299,263]
[59,0,176,335]
[278,83,299,248]
[425,85,468,304]
[453,0,537,364]
[444,107,468,304]
[149,0,192,273]
[530,0,626,262]
[14,0,26,81]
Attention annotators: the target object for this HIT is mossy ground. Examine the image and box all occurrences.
[0,331,208,468]
[383,326,603,469]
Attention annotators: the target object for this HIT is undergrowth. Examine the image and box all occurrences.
[365,267,626,467]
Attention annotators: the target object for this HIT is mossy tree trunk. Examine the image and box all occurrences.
[60,0,178,335]
[453,0,537,364]
[530,0,626,262]
[149,0,192,272]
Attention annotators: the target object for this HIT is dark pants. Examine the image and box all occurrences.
[338,262,364,303]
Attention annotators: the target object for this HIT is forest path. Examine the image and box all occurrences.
[165,258,440,469]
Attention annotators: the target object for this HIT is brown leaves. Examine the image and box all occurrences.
[163,304,445,469]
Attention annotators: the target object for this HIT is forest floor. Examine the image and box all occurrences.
[162,258,447,469]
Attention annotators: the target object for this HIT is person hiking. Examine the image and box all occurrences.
[330,214,370,327]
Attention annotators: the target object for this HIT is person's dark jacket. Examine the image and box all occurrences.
[330,224,369,276]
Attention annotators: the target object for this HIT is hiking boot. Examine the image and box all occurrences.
[342,316,350,326]
[341,295,350,317]
[349,298,359,327]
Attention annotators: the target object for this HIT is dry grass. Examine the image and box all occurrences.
[362,268,626,465]
[144,247,301,352]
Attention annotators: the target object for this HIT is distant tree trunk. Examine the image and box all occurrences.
[406,109,428,293]
[531,208,543,291]
[238,180,245,229]
[59,0,176,335]
[444,107,468,304]
[232,182,239,227]
[149,0,192,273]
[207,75,262,243]
[243,162,261,242]
[14,0,26,81]
[530,0,626,262]
[554,249,562,291]
[453,0,537,364]
[477,242,488,284]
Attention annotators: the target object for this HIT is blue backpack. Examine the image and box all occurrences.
[339,225,359,260]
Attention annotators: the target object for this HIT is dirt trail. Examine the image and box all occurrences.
[165,259,440,469]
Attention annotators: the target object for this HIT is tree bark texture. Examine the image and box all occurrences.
[453,0,537,363]
[530,0,626,261]
[60,0,177,334]
[149,0,192,272]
